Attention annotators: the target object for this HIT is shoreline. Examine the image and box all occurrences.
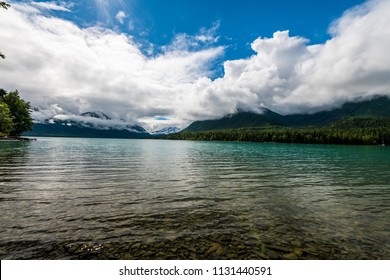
[0,136,37,141]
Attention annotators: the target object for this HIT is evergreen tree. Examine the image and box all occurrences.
[1,89,33,136]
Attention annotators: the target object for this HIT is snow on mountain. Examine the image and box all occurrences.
[31,108,148,133]
[150,127,181,135]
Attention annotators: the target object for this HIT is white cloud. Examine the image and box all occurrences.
[31,104,66,122]
[31,106,145,131]
[1,0,390,130]
[273,0,390,113]
[30,1,71,12]
[52,114,144,132]
[115,10,126,24]
[128,19,135,31]
[186,0,390,116]
[163,21,221,53]
[0,3,224,129]
[195,21,221,44]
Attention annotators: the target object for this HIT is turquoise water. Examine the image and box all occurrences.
[0,138,389,259]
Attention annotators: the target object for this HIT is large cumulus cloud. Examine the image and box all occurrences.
[1,0,390,130]
[193,0,390,117]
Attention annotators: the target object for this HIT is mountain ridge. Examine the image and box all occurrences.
[27,110,150,138]
[184,96,390,132]
[150,127,182,135]
[25,96,390,139]
[28,122,150,139]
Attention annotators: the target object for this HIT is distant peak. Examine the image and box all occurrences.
[150,127,181,135]
[80,111,111,120]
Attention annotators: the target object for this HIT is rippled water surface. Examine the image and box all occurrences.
[0,138,389,259]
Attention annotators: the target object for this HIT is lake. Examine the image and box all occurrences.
[0,137,389,259]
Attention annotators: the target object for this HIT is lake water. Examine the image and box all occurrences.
[0,137,389,259]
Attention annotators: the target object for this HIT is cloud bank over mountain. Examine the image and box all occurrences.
[1,0,389,129]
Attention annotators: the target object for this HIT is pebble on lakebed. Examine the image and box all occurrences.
[58,235,352,260]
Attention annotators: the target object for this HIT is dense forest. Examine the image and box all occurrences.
[170,96,390,145]
[165,117,390,145]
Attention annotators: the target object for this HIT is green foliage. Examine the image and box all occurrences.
[0,89,33,136]
[327,116,390,129]
[0,2,10,9]
[166,117,390,146]
[0,102,13,136]
[178,96,390,146]
[185,110,284,132]
[185,96,390,132]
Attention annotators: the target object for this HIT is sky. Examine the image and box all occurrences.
[1,0,390,131]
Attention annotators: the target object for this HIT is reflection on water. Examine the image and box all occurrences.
[0,138,389,259]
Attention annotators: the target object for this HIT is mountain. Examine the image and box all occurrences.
[184,109,284,132]
[80,111,111,120]
[26,111,150,138]
[150,127,182,135]
[25,96,390,138]
[28,122,150,138]
[184,96,390,132]
[285,95,390,127]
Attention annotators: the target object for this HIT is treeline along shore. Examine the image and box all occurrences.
[0,136,36,141]
[164,117,390,146]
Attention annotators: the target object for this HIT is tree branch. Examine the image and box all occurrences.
[0,2,10,9]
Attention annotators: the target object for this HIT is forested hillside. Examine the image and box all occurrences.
[168,96,390,145]
[185,96,390,132]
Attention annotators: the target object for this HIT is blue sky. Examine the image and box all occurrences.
[1,0,389,130]
[54,0,366,60]
[135,0,365,58]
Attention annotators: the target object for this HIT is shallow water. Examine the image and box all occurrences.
[0,138,389,259]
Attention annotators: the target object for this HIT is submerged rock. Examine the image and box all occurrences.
[282,253,299,260]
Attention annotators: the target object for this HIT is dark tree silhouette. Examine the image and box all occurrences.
[0,1,10,9]
[0,1,10,59]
